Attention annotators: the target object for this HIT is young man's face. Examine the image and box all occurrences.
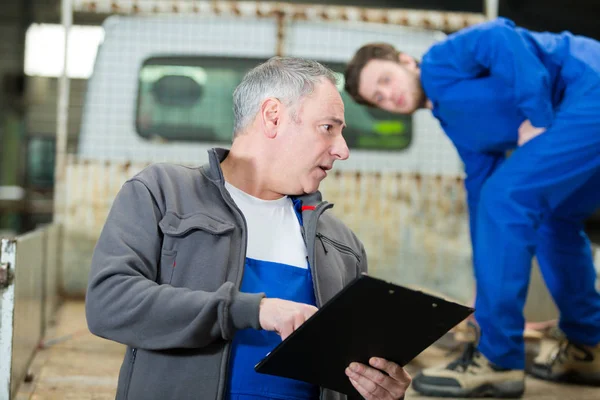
[357,58,425,114]
[274,79,349,195]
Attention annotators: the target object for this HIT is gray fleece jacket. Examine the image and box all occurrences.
[85,148,368,400]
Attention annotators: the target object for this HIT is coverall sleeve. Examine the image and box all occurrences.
[455,147,505,251]
[85,179,265,350]
[424,17,554,128]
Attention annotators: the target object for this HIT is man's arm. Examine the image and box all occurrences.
[423,17,554,128]
[85,179,265,350]
[455,147,505,251]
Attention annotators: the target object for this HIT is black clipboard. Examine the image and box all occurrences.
[254,274,474,397]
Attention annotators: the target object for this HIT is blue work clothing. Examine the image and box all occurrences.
[226,198,319,400]
[420,17,600,369]
[226,258,319,400]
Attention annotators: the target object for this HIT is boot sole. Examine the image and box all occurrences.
[528,365,600,387]
[412,380,525,398]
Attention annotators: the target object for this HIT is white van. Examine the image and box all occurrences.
[64,11,476,303]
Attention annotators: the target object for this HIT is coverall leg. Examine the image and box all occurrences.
[473,85,600,370]
[535,170,600,347]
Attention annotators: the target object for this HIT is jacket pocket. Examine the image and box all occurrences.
[316,233,362,282]
[159,211,235,237]
[158,211,236,290]
[316,233,361,261]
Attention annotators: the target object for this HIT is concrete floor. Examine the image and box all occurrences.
[15,301,600,400]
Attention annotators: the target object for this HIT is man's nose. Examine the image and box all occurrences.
[332,135,350,161]
[382,87,394,103]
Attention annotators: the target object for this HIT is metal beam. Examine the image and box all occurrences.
[72,0,486,32]
[484,0,499,20]
[53,0,72,224]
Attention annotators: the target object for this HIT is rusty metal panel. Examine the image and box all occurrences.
[72,0,486,32]
[58,158,595,321]
[60,157,150,296]
[0,238,17,400]
[59,158,477,302]
[0,225,63,398]
[11,230,45,397]
[319,171,474,303]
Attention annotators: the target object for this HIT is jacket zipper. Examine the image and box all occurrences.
[306,202,334,308]
[310,211,359,400]
[124,348,137,399]
[315,233,361,261]
[306,202,330,400]
[215,169,249,400]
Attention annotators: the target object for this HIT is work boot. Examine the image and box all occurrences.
[528,339,600,386]
[412,342,525,398]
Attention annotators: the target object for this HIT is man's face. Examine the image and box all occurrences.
[358,58,425,114]
[274,79,349,195]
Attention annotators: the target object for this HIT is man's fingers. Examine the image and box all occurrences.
[261,299,318,340]
[279,324,294,341]
[345,360,411,400]
[346,364,392,399]
[370,359,411,399]
[280,311,310,340]
[369,358,411,384]
[350,377,380,400]
[303,305,318,320]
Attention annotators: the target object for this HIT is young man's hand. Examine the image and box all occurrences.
[345,357,411,400]
[518,119,546,146]
[259,298,318,340]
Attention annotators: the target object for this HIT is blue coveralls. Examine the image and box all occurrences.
[419,17,600,370]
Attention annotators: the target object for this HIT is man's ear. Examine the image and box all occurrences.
[398,53,418,71]
[261,98,281,139]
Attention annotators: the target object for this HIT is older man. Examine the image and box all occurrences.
[86,56,411,400]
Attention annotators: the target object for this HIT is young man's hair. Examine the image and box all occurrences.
[344,43,401,106]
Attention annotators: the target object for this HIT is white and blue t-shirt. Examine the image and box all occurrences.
[224,181,318,400]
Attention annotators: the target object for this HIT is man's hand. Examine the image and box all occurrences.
[345,357,411,400]
[259,298,318,340]
[518,119,546,146]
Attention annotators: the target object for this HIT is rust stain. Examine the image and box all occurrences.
[59,159,473,301]
[231,2,242,16]
[73,1,486,33]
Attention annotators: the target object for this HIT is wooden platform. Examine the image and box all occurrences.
[15,300,600,399]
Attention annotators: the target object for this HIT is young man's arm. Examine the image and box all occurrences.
[85,179,265,350]
[423,17,554,128]
[455,147,505,251]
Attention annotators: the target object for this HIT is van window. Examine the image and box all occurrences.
[136,57,412,151]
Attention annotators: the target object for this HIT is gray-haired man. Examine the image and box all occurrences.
[86,57,411,400]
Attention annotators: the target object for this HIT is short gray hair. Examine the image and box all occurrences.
[232,56,338,136]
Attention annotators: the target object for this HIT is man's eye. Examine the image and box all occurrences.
[322,124,332,131]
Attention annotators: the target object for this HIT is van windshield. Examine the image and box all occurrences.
[136,56,412,151]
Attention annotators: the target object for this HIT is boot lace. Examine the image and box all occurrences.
[447,342,481,372]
